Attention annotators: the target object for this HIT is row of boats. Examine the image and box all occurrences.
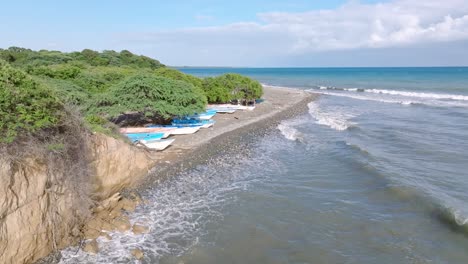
[119,104,255,151]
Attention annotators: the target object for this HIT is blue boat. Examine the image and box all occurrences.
[187,110,217,120]
[125,132,166,142]
[172,118,215,128]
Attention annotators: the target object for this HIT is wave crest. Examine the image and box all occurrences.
[307,102,355,131]
[309,86,468,108]
[277,123,303,141]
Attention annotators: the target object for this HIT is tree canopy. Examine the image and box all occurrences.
[0,60,65,143]
[0,47,164,69]
[202,73,263,103]
[89,74,207,126]
[0,47,263,138]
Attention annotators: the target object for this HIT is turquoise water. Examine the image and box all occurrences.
[61,68,468,263]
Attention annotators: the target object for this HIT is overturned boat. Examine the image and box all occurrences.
[137,138,175,151]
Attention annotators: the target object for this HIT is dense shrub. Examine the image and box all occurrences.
[0,60,65,143]
[37,77,91,106]
[89,75,207,126]
[0,47,164,69]
[27,64,82,79]
[202,73,263,103]
[155,67,203,89]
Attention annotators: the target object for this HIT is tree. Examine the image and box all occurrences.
[202,73,263,103]
[155,67,203,89]
[89,74,207,126]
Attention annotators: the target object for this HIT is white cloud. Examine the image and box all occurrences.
[256,0,468,52]
[117,0,468,65]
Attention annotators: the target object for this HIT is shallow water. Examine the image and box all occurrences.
[61,68,468,263]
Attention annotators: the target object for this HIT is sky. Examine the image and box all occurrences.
[1,0,468,67]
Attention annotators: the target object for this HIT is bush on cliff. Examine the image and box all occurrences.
[89,74,207,126]
[0,60,66,143]
[202,73,263,103]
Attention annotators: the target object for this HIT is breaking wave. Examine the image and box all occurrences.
[277,123,303,141]
[307,101,355,131]
[308,86,468,108]
[315,86,468,101]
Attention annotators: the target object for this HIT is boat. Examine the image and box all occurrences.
[137,138,175,151]
[172,119,215,128]
[207,107,236,114]
[147,125,200,135]
[120,127,174,134]
[125,132,169,142]
[208,104,255,111]
[187,110,217,120]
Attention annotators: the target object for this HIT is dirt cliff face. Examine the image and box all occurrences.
[0,133,156,264]
[89,134,156,200]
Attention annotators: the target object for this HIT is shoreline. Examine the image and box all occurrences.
[137,85,318,189]
[38,86,317,263]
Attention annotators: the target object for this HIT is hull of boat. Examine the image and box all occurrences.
[196,113,216,120]
[188,111,216,120]
[120,127,173,134]
[167,126,200,135]
[125,132,169,142]
[208,104,255,111]
[138,138,175,151]
[145,126,200,135]
[172,120,215,128]
[209,108,236,114]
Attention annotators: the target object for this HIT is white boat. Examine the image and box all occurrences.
[146,126,200,135]
[120,127,174,134]
[208,107,236,114]
[197,113,216,120]
[168,126,201,135]
[138,138,175,151]
[207,104,255,111]
[188,112,216,120]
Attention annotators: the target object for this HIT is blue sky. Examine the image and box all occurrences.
[1,0,468,66]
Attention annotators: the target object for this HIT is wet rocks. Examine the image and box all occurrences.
[83,239,99,255]
[132,224,149,235]
[131,249,144,260]
[112,216,131,232]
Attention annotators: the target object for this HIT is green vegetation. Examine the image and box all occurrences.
[0,47,164,69]
[0,60,65,143]
[89,75,207,126]
[0,47,263,143]
[202,73,263,103]
[155,67,203,89]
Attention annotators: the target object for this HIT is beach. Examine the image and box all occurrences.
[139,85,317,186]
[59,67,468,264]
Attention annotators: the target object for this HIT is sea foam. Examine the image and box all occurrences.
[277,123,303,141]
[307,102,355,131]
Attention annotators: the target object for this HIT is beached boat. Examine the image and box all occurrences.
[208,104,255,111]
[187,110,217,120]
[137,138,175,151]
[147,125,200,135]
[207,107,236,114]
[172,119,215,128]
[125,132,169,142]
[120,127,174,134]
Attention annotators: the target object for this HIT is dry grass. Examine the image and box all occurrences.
[1,106,94,251]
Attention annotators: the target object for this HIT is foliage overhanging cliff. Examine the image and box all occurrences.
[0,47,263,142]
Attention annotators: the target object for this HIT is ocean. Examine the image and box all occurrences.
[61,67,468,263]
